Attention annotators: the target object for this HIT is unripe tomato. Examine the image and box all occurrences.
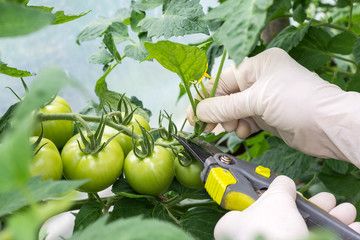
[30,137,63,180]
[104,114,150,157]
[61,134,124,192]
[34,96,74,149]
[156,138,204,189]
[175,159,204,189]
[124,145,175,196]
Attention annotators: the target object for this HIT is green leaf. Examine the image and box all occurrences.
[324,159,350,175]
[103,33,122,63]
[88,47,114,65]
[0,176,86,217]
[266,0,291,22]
[168,179,209,200]
[0,2,55,37]
[289,27,331,71]
[0,103,18,139]
[69,216,194,240]
[76,17,113,44]
[111,178,153,198]
[124,33,150,61]
[252,136,314,179]
[180,207,222,240]
[336,0,352,8]
[352,38,360,64]
[53,10,90,25]
[204,0,274,65]
[114,8,132,25]
[319,73,346,90]
[138,0,209,38]
[107,21,129,44]
[266,22,311,52]
[319,172,360,196]
[328,32,357,55]
[152,203,174,222]
[130,10,145,32]
[110,198,153,221]
[0,67,72,192]
[132,0,163,11]
[144,41,207,83]
[347,74,360,92]
[292,4,306,24]
[239,132,271,160]
[0,61,32,77]
[7,194,73,240]
[73,201,103,232]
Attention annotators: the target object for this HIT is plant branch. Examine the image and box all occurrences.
[319,66,355,78]
[311,20,357,37]
[211,50,227,97]
[36,112,141,140]
[348,3,353,30]
[330,54,357,65]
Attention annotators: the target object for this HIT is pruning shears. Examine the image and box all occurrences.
[172,134,360,240]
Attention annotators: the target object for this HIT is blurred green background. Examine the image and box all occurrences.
[0,0,224,127]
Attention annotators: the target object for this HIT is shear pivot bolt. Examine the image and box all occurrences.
[219,155,232,164]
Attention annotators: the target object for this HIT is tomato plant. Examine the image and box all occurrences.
[33,96,74,149]
[61,132,124,193]
[124,145,175,196]
[29,136,63,181]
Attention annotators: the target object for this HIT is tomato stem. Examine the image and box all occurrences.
[92,192,106,207]
[200,81,209,98]
[210,49,227,98]
[37,112,141,140]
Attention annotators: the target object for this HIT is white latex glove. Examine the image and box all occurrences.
[188,48,360,167]
[214,175,360,240]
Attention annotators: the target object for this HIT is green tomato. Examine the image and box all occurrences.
[124,145,175,196]
[61,133,124,192]
[34,96,74,149]
[156,138,204,189]
[30,137,63,180]
[175,158,204,189]
[104,114,150,157]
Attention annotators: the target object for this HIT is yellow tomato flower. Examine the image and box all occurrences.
[190,63,211,84]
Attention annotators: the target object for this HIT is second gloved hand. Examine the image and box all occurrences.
[214,175,360,240]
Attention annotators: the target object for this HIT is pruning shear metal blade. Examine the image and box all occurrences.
[172,134,221,165]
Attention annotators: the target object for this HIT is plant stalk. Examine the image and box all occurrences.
[211,49,227,97]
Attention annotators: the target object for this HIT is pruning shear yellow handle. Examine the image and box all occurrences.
[202,153,360,240]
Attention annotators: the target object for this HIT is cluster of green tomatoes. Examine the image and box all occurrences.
[30,96,204,196]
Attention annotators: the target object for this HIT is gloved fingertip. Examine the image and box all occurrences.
[349,222,360,234]
[222,120,238,132]
[235,120,251,139]
[329,202,357,225]
[308,192,336,212]
[265,175,297,200]
[203,123,217,133]
[186,106,196,126]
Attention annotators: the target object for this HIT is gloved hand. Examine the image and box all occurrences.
[214,175,360,240]
[187,48,360,167]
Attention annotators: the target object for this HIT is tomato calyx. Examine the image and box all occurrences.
[105,94,138,126]
[76,115,119,155]
[171,147,194,167]
[158,110,177,141]
[132,121,155,159]
[31,124,49,155]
